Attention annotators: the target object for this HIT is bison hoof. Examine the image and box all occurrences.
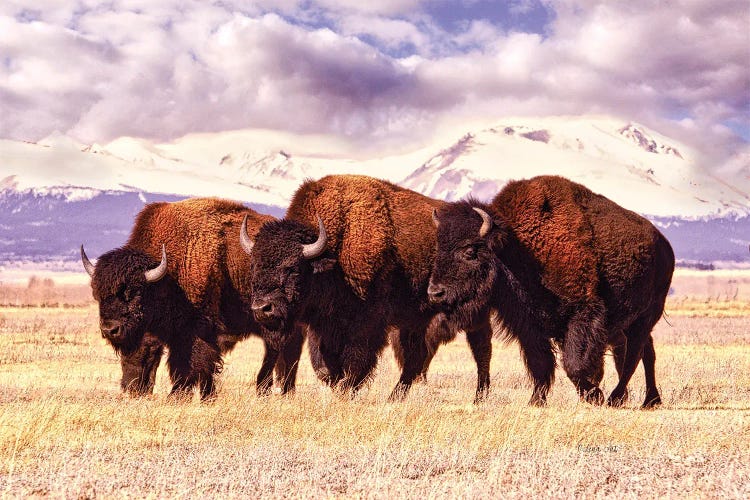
[606,391,627,407]
[314,366,332,383]
[200,393,218,404]
[123,388,152,398]
[256,386,273,397]
[388,384,410,402]
[167,389,193,403]
[528,395,547,407]
[334,388,358,401]
[278,385,296,396]
[641,393,662,409]
[584,387,605,405]
[473,388,489,405]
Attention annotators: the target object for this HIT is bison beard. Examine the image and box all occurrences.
[430,176,674,408]
[119,333,163,395]
[246,175,488,402]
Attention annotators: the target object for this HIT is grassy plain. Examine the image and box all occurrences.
[0,273,748,498]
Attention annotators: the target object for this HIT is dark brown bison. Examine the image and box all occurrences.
[242,175,488,401]
[82,198,304,400]
[428,175,674,408]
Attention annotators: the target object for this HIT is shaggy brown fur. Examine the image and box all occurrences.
[248,175,486,401]
[128,198,270,320]
[89,198,304,399]
[286,175,440,300]
[430,176,674,408]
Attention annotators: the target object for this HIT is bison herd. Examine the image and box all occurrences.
[81,174,674,408]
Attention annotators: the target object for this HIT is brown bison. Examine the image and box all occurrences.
[428,176,674,408]
[242,175,490,402]
[82,198,304,400]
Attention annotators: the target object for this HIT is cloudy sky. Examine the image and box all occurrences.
[1,0,748,167]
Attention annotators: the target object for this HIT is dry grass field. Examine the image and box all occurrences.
[0,272,748,497]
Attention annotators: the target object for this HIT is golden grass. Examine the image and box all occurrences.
[0,282,92,309]
[0,303,748,497]
[666,298,750,317]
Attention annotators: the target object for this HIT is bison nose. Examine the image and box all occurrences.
[100,321,121,339]
[251,299,274,316]
[427,282,447,303]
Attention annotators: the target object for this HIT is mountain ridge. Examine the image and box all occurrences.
[1,115,748,267]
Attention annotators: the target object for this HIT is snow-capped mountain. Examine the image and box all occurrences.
[1,116,748,267]
[402,117,749,217]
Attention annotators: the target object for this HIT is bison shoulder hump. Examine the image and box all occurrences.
[288,175,397,299]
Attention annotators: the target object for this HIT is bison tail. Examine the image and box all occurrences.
[661,310,673,327]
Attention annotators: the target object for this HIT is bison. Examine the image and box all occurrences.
[428,175,674,408]
[242,175,490,401]
[82,198,304,400]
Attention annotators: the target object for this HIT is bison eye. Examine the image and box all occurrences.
[461,245,478,260]
[116,284,129,302]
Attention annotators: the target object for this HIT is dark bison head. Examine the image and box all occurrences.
[81,244,168,356]
[240,215,335,342]
[428,202,504,330]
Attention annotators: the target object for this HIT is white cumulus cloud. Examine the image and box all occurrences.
[0,0,747,171]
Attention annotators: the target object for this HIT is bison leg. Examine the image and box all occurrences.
[166,353,195,401]
[611,341,627,378]
[274,324,306,395]
[416,335,440,384]
[418,315,457,383]
[389,323,442,386]
[216,334,240,354]
[389,329,405,372]
[606,315,648,407]
[517,332,556,406]
[466,321,493,404]
[608,311,662,408]
[167,336,222,402]
[167,373,193,400]
[338,342,381,396]
[562,306,608,405]
[603,340,628,404]
[338,320,387,396]
[306,330,327,382]
[388,323,430,402]
[641,335,662,408]
[256,342,279,397]
[307,330,343,386]
[198,375,216,402]
[606,335,645,407]
[120,334,164,396]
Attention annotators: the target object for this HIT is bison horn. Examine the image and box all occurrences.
[432,208,440,228]
[472,207,493,238]
[144,244,168,283]
[239,215,254,255]
[80,245,95,277]
[302,216,327,260]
